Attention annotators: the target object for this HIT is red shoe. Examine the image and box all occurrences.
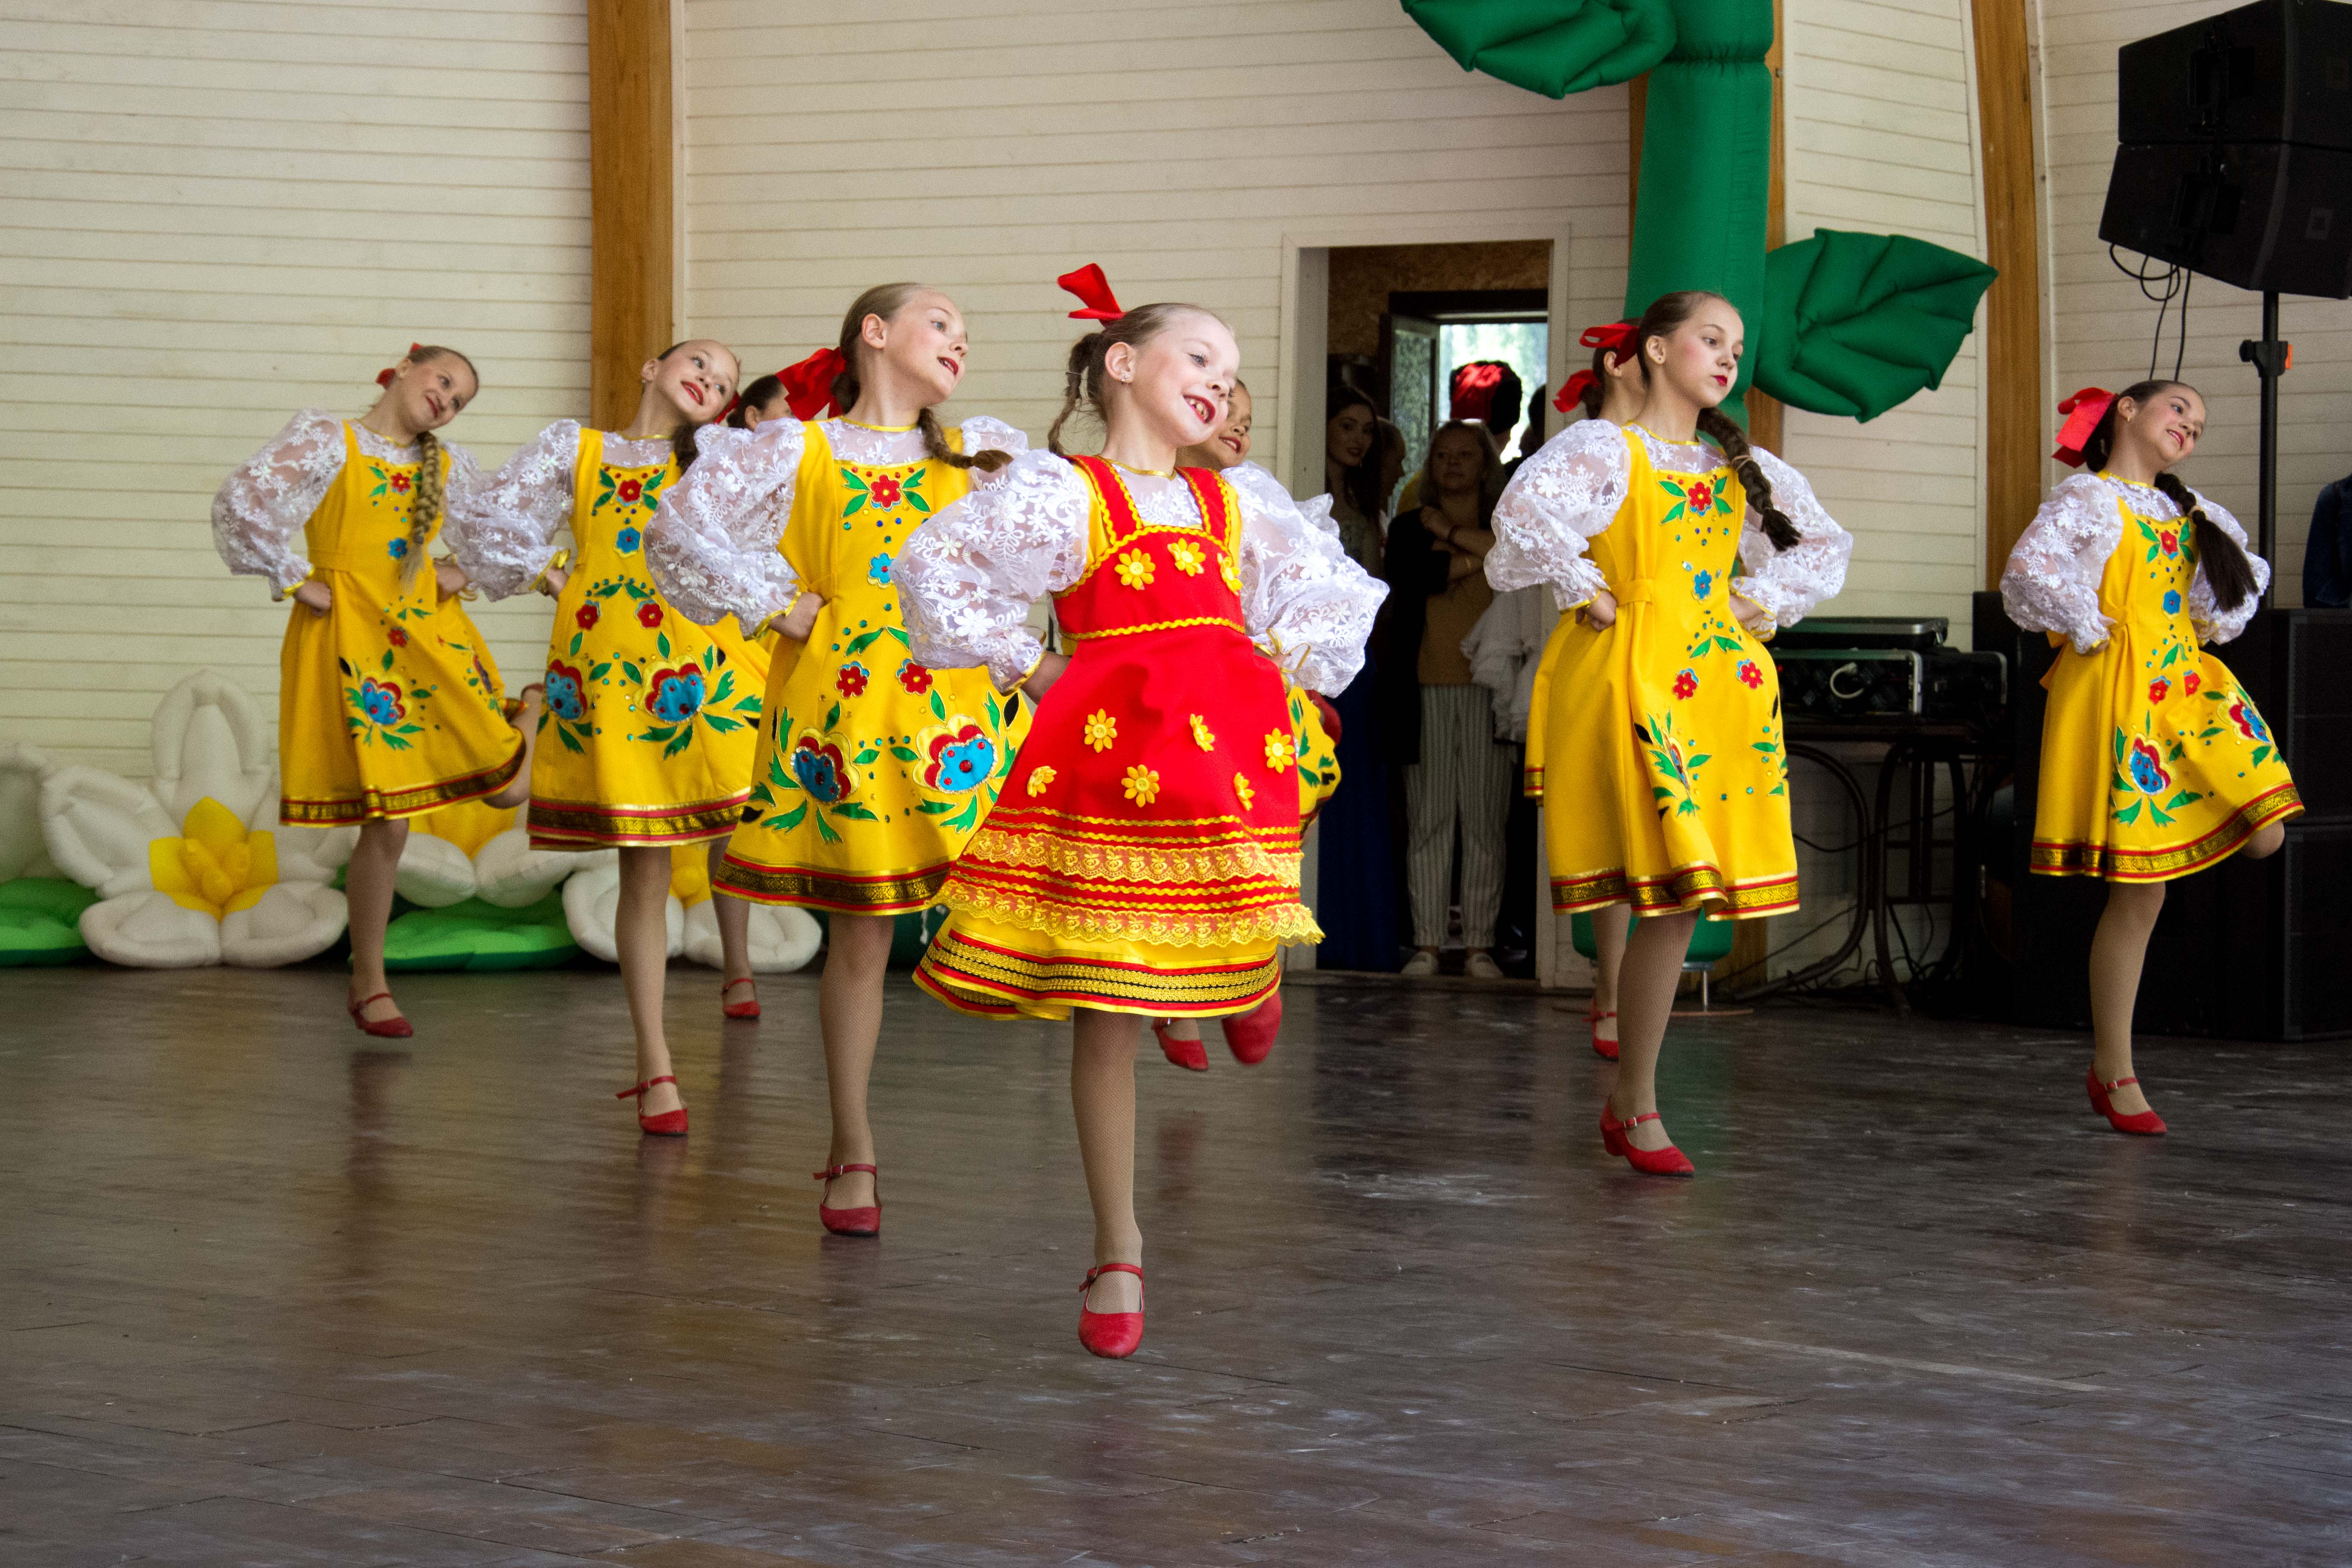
[1589,1007,1619,1061]
[1078,1263,1145,1359]
[1600,1105,1695,1177]
[2086,1070,2167,1136]
[617,1074,688,1136]
[813,1162,880,1236]
[721,977,761,1020]
[348,992,412,1040]
[1152,1021,1209,1072]
[1220,990,1281,1066]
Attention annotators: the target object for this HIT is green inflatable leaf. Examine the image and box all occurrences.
[384,891,577,972]
[1755,230,1997,421]
[1400,0,1676,96]
[0,877,96,967]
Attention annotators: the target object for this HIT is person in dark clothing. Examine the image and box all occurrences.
[2307,472,2352,607]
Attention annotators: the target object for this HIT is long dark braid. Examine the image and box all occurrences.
[2079,379,2258,614]
[1630,291,1800,550]
[829,283,1012,473]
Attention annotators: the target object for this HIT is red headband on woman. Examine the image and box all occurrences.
[2052,387,2114,468]
[778,347,849,421]
[376,342,424,388]
[1057,264,1124,322]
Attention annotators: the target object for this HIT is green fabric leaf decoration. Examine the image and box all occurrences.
[1755,229,1997,421]
[0,877,96,967]
[384,892,577,972]
[1399,0,1676,96]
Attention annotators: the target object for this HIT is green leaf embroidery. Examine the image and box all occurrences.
[928,690,946,721]
[916,799,956,816]
[813,811,842,844]
[852,747,880,765]
[621,661,645,685]
[844,628,883,655]
[703,714,743,733]
[569,631,584,656]
[778,802,808,831]
[662,729,693,759]
[824,701,841,732]
[656,632,672,661]
[834,802,880,822]
[890,744,921,763]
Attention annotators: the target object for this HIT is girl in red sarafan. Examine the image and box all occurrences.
[892,267,1384,1360]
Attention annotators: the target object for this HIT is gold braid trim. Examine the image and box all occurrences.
[2030,783,2303,881]
[279,742,523,825]
[960,827,1300,888]
[1550,864,1799,920]
[935,879,1322,950]
[916,930,1282,1019]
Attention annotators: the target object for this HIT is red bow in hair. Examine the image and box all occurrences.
[778,347,849,421]
[1449,360,1508,421]
[2052,386,2114,468]
[376,342,424,388]
[1554,370,1598,413]
[1057,264,1124,322]
[1578,321,1637,354]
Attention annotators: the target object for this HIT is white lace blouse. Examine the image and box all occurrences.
[1486,419,1852,636]
[212,408,485,596]
[2000,472,2267,654]
[440,421,690,601]
[641,416,1031,631]
[891,452,1388,696]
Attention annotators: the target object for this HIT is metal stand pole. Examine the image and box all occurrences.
[2240,290,2285,608]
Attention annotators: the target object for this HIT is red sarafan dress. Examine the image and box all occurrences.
[893,452,1384,1021]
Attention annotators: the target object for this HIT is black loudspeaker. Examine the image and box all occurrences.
[2101,0,2352,298]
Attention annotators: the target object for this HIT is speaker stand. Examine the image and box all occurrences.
[2239,290,2288,606]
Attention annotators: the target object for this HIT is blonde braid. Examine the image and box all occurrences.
[404,427,443,584]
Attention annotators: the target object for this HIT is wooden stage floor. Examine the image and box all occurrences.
[2,963,2346,1565]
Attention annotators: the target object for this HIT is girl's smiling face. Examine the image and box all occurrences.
[1200,383,1253,467]
[866,289,969,407]
[646,340,739,427]
[1645,303,1744,411]
[1107,310,1234,451]
[2116,384,2206,469]
[385,353,476,432]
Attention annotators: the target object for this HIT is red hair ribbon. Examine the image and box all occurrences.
[2052,386,2114,468]
[1448,360,1508,421]
[1057,264,1124,322]
[1554,370,1598,413]
[1578,321,1637,354]
[376,342,424,388]
[778,347,848,421]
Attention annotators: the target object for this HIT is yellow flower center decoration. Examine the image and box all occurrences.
[1168,539,1205,576]
[1114,548,1155,590]
[1220,556,1242,591]
[1263,730,1297,771]
[148,797,278,919]
[1083,710,1118,752]
[1189,714,1216,752]
[1233,772,1256,809]
[1026,765,1057,797]
[1122,765,1161,805]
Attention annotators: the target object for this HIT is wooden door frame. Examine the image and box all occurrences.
[588,0,678,430]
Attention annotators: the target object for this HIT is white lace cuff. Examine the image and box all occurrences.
[895,449,1090,690]
[1487,418,1626,608]
[1225,462,1385,695]
[2001,475,2123,654]
[446,420,583,601]
[212,409,348,593]
[644,420,807,629]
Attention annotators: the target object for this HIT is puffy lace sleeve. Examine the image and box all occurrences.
[1225,462,1386,696]
[211,409,347,595]
[643,419,807,628]
[2184,490,2269,644]
[956,416,1030,487]
[445,420,583,601]
[894,448,1090,690]
[1486,419,1626,608]
[2001,475,2123,655]
[1732,448,1853,637]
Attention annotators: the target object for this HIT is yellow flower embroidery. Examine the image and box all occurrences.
[1168,539,1205,576]
[1115,548,1155,590]
[1233,772,1256,809]
[1264,730,1297,771]
[1026,765,1057,797]
[1189,714,1216,752]
[1122,765,1161,806]
[1084,710,1117,752]
[1220,556,1242,591]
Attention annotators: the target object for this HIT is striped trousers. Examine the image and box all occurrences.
[1403,683,1514,948]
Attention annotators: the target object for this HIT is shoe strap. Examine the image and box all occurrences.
[722,977,756,994]
[1628,1111,1661,1126]
[616,1074,679,1101]
[1082,1262,1144,1289]
[2097,1074,2139,1091]
[349,992,395,1013]
[1589,1009,1618,1021]
[813,1163,877,1181]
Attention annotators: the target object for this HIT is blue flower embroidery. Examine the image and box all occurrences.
[930,735,995,793]
[615,526,642,555]
[356,679,403,726]
[867,553,894,586]
[2163,589,2182,614]
[542,665,587,721]
[2127,744,2168,795]
[387,537,410,560]
[645,665,705,725]
[793,743,845,803]
[1693,569,1713,600]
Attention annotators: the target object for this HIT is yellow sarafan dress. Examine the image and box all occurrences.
[1487,421,1853,919]
[646,416,1033,912]
[2002,471,2300,880]
[212,412,522,825]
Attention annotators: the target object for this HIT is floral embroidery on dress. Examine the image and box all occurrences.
[594,466,668,518]
[1658,469,1733,525]
[339,650,427,750]
[867,553,893,586]
[615,526,642,555]
[916,719,995,794]
[1189,714,1216,751]
[1262,730,1297,772]
[1169,539,1205,576]
[897,660,931,695]
[836,662,869,697]
[1115,549,1155,590]
[2109,719,2203,826]
[1026,765,1056,797]
[841,464,929,517]
[1736,659,1763,689]
[1751,699,1788,797]
[1084,710,1117,752]
[387,536,411,561]
[1637,711,1710,817]
[1233,771,1256,809]
[1122,765,1161,806]
[1673,669,1699,701]
[746,698,878,845]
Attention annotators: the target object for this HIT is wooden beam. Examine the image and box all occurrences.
[1973,0,2042,588]
[588,0,675,432]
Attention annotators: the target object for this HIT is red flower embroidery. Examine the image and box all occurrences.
[617,477,643,504]
[836,661,869,697]
[869,474,903,509]
[1673,669,1699,701]
[2184,671,2201,696]
[2149,677,2170,704]
[898,660,932,695]
[389,473,412,494]
[2159,529,2179,556]
[576,603,600,630]
[1685,479,1714,513]
[387,626,408,648]
[1735,659,1763,689]
[637,601,663,628]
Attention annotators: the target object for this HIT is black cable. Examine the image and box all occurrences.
[2175,269,2192,381]
[2110,245,2187,383]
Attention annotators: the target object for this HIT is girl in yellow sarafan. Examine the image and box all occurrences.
[212,345,536,1040]
[1489,292,1851,1180]
[2002,381,2299,1138]
[648,283,1029,1238]
[448,340,765,1138]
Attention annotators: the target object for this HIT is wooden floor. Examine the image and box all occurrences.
[3,963,2347,1566]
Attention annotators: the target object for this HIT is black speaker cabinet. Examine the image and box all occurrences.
[2119,0,2352,151]
[2100,139,2352,297]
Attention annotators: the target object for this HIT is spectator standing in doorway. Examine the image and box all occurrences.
[1326,386,1388,575]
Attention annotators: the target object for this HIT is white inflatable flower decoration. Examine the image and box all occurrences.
[40,672,355,968]
[394,796,608,909]
[563,842,820,972]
